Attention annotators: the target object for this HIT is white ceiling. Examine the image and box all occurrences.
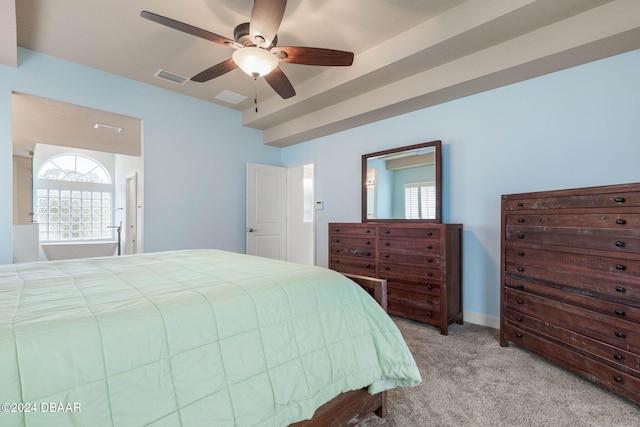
[3,0,640,147]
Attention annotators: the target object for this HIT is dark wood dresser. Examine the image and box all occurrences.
[500,182,640,404]
[329,222,463,334]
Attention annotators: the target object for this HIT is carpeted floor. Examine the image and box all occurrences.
[360,318,640,426]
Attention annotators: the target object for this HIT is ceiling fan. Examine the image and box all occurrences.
[141,0,354,99]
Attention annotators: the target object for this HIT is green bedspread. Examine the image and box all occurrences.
[0,249,421,426]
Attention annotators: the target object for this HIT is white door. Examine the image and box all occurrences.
[246,163,287,260]
[287,163,315,265]
[125,174,138,254]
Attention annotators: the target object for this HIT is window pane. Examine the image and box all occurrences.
[38,154,111,183]
[36,187,114,242]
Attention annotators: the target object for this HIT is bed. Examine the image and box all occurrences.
[0,249,421,426]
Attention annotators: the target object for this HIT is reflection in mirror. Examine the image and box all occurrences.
[362,140,441,223]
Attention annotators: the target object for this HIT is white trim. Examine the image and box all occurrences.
[463,310,500,330]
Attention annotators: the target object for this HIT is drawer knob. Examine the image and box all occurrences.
[366,229,371,233]
[614,376,623,383]
[515,316,523,322]
[517,267,525,272]
[427,258,433,263]
[615,241,625,247]
[365,252,371,256]
[366,264,372,268]
[427,285,433,289]
[615,309,626,317]
[615,286,626,293]
[384,254,390,258]
[385,230,390,234]
[616,219,626,225]
[614,197,625,203]
[334,239,340,243]
[517,251,525,256]
[615,264,626,271]
[517,202,524,207]
[517,234,525,239]
[427,312,433,317]
[615,331,625,338]
[516,284,524,289]
[515,332,523,338]
[614,354,625,361]
[517,299,524,305]
[426,231,433,236]
[427,299,433,303]
[335,228,340,232]
[427,272,433,277]
[517,218,525,223]
[365,241,371,245]
[384,266,390,270]
[427,245,433,249]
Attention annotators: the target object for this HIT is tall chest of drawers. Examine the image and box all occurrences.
[329,222,463,335]
[500,183,640,404]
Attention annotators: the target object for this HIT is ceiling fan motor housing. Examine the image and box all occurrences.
[234,22,278,48]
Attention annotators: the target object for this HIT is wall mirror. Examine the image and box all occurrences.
[362,140,441,223]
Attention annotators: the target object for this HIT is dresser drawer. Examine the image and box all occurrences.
[379,226,441,239]
[504,309,640,372]
[503,191,640,211]
[506,225,640,253]
[504,322,640,399]
[380,263,441,281]
[386,277,440,297]
[505,212,640,229]
[505,247,640,305]
[330,236,376,257]
[388,288,441,324]
[329,256,376,276]
[505,289,640,352]
[505,277,640,324]
[379,238,441,254]
[329,225,376,236]
[379,251,440,266]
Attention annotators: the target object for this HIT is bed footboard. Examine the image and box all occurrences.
[290,389,387,427]
[288,273,390,426]
[342,273,387,312]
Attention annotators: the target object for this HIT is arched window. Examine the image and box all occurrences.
[38,154,111,183]
[36,154,114,241]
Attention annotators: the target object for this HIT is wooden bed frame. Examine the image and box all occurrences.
[290,274,389,426]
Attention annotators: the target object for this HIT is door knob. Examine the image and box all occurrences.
[248,228,258,232]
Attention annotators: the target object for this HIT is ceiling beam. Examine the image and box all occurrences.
[241,0,640,147]
[0,0,17,67]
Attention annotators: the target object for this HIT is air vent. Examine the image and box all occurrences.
[215,90,247,105]
[94,123,122,132]
[154,69,189,85]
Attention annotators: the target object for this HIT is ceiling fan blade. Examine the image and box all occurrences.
[264,67,296,99]
[141,11,234,47]
[249,0,287,47]
[272,46,354,66]
[191,58,238,82]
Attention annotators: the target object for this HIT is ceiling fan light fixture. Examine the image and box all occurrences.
[232,47,278,77]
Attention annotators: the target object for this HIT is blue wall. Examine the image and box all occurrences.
[0,49,281,263]
[282,48,640,324]
[3,47,639,325]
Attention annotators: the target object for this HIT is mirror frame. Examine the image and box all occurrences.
[361,140,442,223]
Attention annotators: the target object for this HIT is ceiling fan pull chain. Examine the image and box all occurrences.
[254,76,259,113]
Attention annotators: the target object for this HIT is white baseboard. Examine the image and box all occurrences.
[463,310,500,330]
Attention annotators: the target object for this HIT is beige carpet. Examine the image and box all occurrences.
[360,318,639,426]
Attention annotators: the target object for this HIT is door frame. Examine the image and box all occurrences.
[286,160,316,265]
